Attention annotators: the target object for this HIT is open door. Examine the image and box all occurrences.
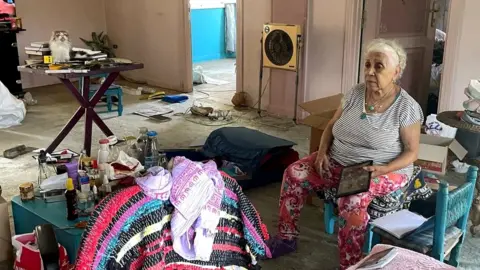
[361,0,436,112]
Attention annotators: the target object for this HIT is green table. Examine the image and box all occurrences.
[11,196,88,263]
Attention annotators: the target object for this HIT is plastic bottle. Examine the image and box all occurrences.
[65,178,78,221]
[92,185,99,205]
[97,139,110,164]
[144,131,159,169]
[136,127,149,164]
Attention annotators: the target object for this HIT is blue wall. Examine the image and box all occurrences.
[191,8,235,63]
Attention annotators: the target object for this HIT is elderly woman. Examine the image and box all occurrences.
[268,39,423,269]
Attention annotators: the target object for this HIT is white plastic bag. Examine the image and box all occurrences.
[424,114,457,138]
[0,80,26,129]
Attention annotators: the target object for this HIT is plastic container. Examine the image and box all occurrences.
[98,139,110,164]
[144,131,159,169]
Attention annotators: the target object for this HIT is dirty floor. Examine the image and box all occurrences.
[1,60,480,269]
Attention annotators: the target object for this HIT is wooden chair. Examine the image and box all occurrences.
[79,74,123,116]
[372,166,478,266]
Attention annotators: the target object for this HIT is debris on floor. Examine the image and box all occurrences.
[0,80,26,129]
[22,92,38,106]
[162,95,189,104]
[193,65,230,86]
[3,145,37,159]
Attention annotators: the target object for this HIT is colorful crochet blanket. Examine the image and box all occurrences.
[75,174,271,270]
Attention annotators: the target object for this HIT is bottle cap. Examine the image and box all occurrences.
[147,131,157,137]
[99,138,109,144]
[66,178,75,191]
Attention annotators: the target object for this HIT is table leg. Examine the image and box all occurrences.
[46,108,85,154]
[82,77,93,156]
[92,111,114,137]
[46,75,119,155]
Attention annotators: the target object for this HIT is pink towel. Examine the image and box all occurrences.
[348,244,456,270]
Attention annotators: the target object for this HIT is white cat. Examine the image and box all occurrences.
[49,30,72,63]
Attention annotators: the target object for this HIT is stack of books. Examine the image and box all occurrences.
[24,41,50,65]
[71,47,108,61]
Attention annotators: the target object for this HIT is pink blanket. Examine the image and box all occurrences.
[348,244,456,270]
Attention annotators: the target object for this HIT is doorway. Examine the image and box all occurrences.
[358,0,449,115]
[188,0,237,103]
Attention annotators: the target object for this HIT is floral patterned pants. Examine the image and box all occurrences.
[277,152,408,269]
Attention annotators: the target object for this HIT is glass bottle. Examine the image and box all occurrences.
[144,131,159,169]
[136,127,148,165]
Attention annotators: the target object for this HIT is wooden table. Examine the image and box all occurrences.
[437,110,480,236]
[17,64,144,156]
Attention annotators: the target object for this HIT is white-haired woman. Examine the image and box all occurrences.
[268,39,423,269]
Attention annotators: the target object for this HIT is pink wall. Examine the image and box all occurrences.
[241,0,348,118]
[268,0,308,118]
[439,0,480,111]
[104,0,191,92]
[239,0,272,109]
[15,0,107,89]
[303,0,347,103]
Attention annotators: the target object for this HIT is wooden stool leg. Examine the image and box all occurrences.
[324,201,335,234]
[106,95,113,112]
[117,92,123,116]
[306,194,313,205]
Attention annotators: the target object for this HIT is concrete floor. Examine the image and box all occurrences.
[1,60,479,269]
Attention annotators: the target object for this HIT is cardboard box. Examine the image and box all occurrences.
[0,196,12,262]
[415,134,468,175]
[299,94,343,153]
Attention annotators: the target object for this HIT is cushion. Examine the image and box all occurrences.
[373,225,463,255]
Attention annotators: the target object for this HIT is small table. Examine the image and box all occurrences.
[437,111,480,236]
[17,64,144,156]
[11,196,89,263]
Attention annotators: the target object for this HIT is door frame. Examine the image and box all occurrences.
[341,0,364,94]
[342,0,464,112]
[182,0,243,93]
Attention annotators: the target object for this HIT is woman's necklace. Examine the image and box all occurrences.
[361,85,396,119]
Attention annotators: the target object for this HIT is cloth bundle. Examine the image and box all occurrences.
[169,156,225,261]
[75,171,271,270]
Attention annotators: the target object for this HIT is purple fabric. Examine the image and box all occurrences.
[65,161,79,184]
[135,166,172,200]
[267,236,297,258]
[170,156,225,261]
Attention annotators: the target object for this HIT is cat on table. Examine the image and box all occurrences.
[49,30,72,63]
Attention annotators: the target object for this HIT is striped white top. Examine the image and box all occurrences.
[330,83,423,177]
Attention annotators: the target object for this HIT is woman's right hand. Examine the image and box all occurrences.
[314,151,330,174]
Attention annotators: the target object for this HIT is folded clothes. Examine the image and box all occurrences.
[467,80,480,100]
[462,110,480,126]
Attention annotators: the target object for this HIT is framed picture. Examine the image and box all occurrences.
[336,160,373,198]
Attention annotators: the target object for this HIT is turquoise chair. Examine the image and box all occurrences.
[322,166,431,253]
[79,74,123,116]
[372,166,478,266]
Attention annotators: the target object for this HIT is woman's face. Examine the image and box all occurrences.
[364,51,400,93]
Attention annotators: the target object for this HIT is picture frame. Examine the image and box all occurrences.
[336,160,373,198]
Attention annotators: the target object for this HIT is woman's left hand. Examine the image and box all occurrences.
[363,165,389,178]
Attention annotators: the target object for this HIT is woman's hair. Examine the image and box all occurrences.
[365,38,407,79]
